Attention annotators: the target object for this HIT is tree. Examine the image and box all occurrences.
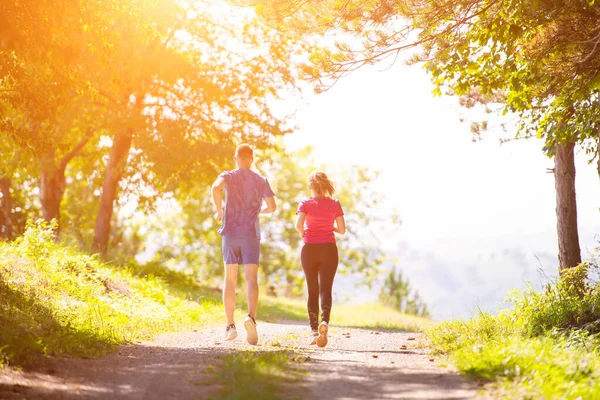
[0,0,129,230]
[0,177,12,240]
[1,1,303,255]
[0,120,39,240]
[379,267,429,317]
[248,0,600,271]
[89,3,301,256]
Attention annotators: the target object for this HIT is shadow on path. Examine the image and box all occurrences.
[0,323,481,400]
[0,344,227,400]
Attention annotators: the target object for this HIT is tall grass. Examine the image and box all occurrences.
[0,222,222,366]
[429,261,600,399]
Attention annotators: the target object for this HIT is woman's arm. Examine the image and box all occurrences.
[295,212,306,236]
[333,216,346,235]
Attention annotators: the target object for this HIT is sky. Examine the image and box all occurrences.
[283,59,600,320]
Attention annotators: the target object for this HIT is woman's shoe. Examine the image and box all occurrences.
[308,330,319,346]
[316,321,328,348]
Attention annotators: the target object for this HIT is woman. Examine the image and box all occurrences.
[295,171,346,347]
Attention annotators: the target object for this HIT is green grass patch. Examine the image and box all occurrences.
[0,222,226,366]
[259,296,307,323]
[428,262,600,399]
[260,296,430,332]
[333,303,430,331]
[440,329,600,398]
[211,350,306,400]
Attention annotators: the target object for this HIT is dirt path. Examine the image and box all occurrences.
[0,322,480,399]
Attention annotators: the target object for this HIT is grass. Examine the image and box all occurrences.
[0,222,226,366]
[210,350,307,400]
[431,322,600,398]
[428,262,600,399]
[260,296,430,332]
[333,303,430,331]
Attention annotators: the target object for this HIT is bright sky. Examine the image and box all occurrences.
[284,60,600,319]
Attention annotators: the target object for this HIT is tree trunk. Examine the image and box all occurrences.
[597,152,600,184]
[554,141,582,271]
[597,136,600,184]
[0,178,13,239]
[93,131,133,256]
[36,129,94,234]
[38,151,66,230]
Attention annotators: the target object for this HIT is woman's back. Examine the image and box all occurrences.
[298,197,344,244]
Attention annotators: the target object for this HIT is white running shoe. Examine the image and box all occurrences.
[316,321,328,348]
[244,315,258,345]
[308,330,319,346]
[225,324,238,341]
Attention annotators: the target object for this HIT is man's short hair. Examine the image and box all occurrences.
[235,144,254,159]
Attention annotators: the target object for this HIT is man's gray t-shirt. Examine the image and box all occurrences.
[218,169,274,238]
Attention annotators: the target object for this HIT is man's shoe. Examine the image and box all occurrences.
[225,324,238,341]
[244,315,258,345]
[316,321,328,348]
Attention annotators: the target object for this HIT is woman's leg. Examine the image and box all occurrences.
[318,243,339,324]
[301,244,320,331]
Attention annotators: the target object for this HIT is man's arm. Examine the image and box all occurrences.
[260,196,277,214]
[295,212,306,236]
[211,177,226,221]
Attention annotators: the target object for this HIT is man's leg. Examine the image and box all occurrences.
[240,236,260,345]
[244,264,259,319]
[223,264,239,325]
[243,264,259,345]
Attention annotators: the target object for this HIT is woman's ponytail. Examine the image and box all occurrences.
[308,171,335,197]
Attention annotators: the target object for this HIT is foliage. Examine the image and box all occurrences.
[428,250,600,398]
[1,0,305,249]
[379,267,430,317]
[0,133,39,238]
[511,263,600,336]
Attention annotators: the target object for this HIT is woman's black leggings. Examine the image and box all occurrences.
[301,243,339,331]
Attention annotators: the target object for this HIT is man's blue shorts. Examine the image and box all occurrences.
[222,236,260,265]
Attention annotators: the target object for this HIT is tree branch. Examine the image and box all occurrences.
[58,127,94,172]
[321,0,502,84]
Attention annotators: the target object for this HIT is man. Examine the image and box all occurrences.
[211,144,276,345]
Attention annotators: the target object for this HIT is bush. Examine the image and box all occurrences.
[428,255,600,399]
[511,263,600,336]
[379,267,430,317]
